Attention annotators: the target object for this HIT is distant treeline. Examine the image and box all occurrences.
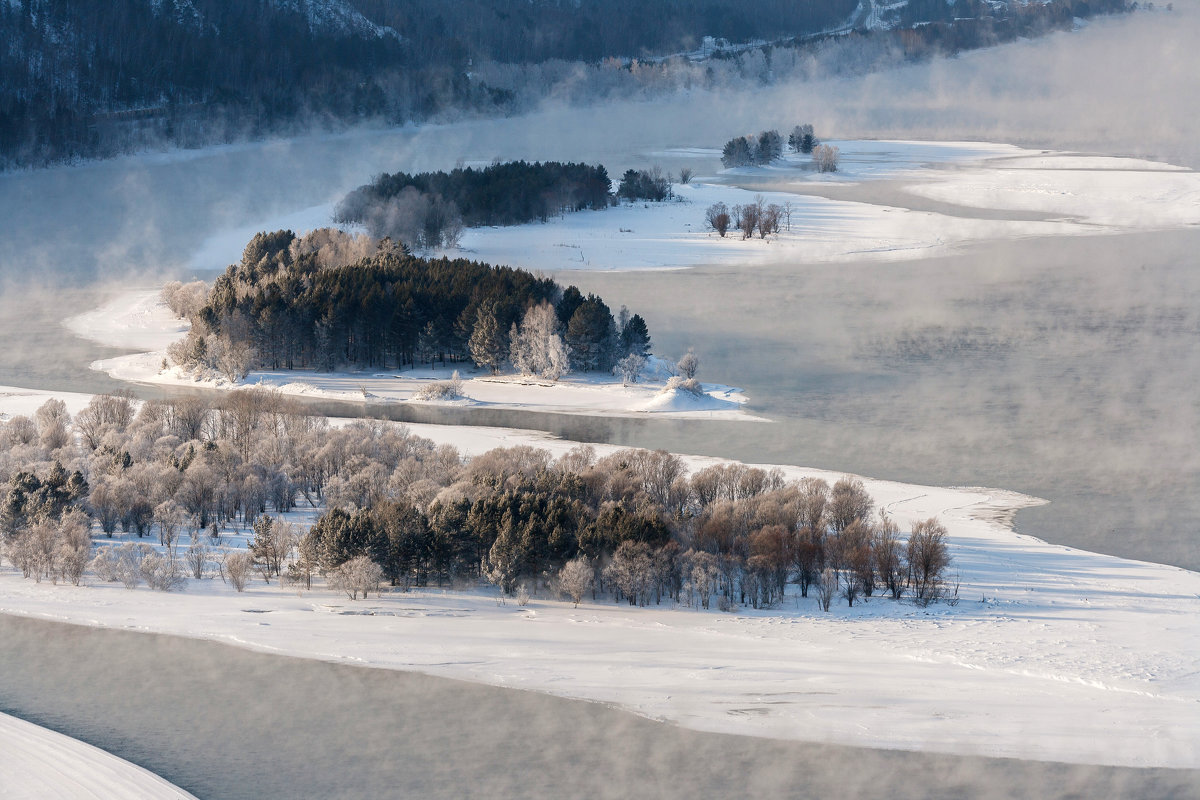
[176,227,642,376]
[334,161,613,244]
[1,0,1132,168]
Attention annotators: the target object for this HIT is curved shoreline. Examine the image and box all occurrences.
[0,401,1196,769]
[0,710,196,799]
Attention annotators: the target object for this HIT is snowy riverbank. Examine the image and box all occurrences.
[0,711,196,800]
[1,384,1198,769]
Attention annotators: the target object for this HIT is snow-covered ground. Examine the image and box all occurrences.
[71,289,761,421]
[441,140,1200,272]
[0,711,196,800]
[1,383,1198,770]
[180,140,1200,276]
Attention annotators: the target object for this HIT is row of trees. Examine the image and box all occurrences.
[2,0,1129,169]
[616,168,672,202]
[334,161,613,235]
[0,389,955,609]
[168,227,649,378]
[721,125,838,171]
[721,130,784,168]
[706,197,792,239]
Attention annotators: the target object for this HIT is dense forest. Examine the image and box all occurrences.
[1,0,1131,168]
[0,389,956,610]
[334,161,613,245]
[169,227,647,377]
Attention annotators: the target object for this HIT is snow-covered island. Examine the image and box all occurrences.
[70,289,758,421]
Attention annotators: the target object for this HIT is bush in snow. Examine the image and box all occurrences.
[662,376,704,396]
[222,550,253,592]
[139,552,188,592]
[414,371,464,401]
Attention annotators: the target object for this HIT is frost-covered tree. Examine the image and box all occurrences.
[677,348,700,379]
[617,354,646,385]
[558,556,594,607]
[328,555,383,600]
[789,124,817,154]
[153,500,187,560]
[813,144,840,173]
[510,302,571,381]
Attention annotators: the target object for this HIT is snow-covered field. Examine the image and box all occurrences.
[1,381,1198,770]
[0,711,196,799]
[72,289,761,421]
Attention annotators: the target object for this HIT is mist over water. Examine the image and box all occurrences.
[1,4,1198,568]
[1,616,1195,799]
[2,11,1200,792]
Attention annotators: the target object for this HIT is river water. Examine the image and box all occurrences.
[1,616,1195,798]
[3,22,1200,792]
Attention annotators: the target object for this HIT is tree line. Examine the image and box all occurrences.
[1,0,1131,169]
[334,161,613,246]
[0,389,956,610]
[168,227,650,379]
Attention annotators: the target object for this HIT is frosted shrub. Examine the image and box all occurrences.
[223,551,253,592]
[90,542,154,589]
[414,370,463,401]
[185,537,209,579]
[662,376,704,396]
[515,583,531,606]
[140,552,188,592]
[90,546,122,583]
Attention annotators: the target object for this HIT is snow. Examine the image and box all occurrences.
[435,140,1200,272]
[0,711,196,800]
[177,141,1200,278]
[67,290,763,422]
[0,385,1198,769]
[63,289,187,352]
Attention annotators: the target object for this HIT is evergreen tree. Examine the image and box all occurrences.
[469,303,507,374]
[565,295,618,372]
[619,314,651,358]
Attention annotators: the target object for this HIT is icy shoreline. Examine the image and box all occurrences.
[72,288,764,422]
[0,711,196,800]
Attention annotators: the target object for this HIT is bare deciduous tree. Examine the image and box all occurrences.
[222,550,253,592]
[705,202,731,237]
[816,567,837,611]
[908,518,951,606]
